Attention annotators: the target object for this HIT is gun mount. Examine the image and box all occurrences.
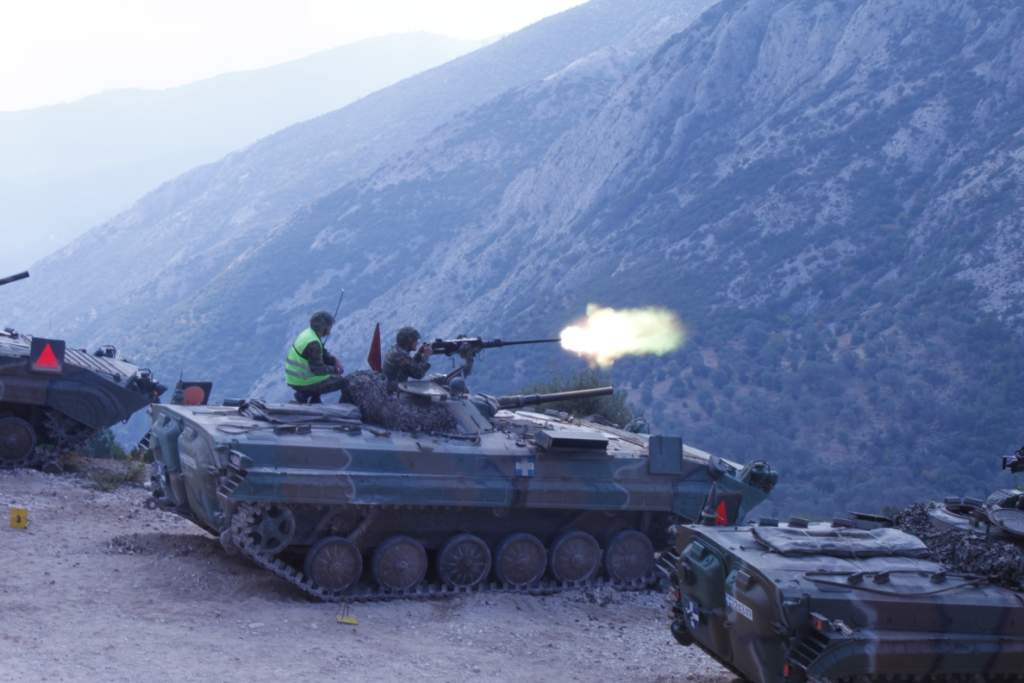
[493,386,613,410]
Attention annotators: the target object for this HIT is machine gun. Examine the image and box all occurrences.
[1003,446,1024,475]
[0,271,29,287]
[429,336,561,357]
[427,336,560,379]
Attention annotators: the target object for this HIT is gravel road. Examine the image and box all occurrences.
[0,468,736,682]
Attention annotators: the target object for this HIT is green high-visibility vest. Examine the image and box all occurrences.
[285,327,332,387]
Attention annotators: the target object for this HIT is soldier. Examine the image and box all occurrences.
[285,311,345,403]
[382,326,433,389]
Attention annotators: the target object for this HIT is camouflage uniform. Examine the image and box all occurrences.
[382,344,430,389]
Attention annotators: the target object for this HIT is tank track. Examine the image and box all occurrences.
[230,502,655,603]
[28,445,64,473]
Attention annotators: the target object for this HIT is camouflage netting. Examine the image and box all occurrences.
[894,503,1024,590]
[344,370,458,433]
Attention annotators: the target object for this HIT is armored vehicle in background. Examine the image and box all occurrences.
[926,446,1024,541]
[148,372,776,601]
[896,447,1024,590]
[668,519,1024,682]
[0,271,165,470]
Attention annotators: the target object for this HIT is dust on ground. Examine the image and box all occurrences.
[0,469,735,683]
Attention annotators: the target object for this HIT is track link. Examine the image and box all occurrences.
[230,502,655,603]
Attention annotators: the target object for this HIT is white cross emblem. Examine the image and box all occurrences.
[515,459,535,477]
[684,599,701,629]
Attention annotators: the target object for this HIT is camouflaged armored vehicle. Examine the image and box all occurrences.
[923,447,1024,543]
[668,519,1024,682]
[896,447,1024,591]
[0,271,165,470]
[147,372,776,601]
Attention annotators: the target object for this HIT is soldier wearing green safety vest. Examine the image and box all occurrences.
[286,311,346,403]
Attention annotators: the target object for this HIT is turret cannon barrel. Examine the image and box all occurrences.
[0,271,29,287]
[495,386,613,410]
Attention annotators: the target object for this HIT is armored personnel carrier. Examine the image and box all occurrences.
[0,271,165,470]
[147,366,776,602]
[922,447,1024,541]
[668,518,1024,682]
[895,447,1024,590]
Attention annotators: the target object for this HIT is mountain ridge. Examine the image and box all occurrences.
[0,32,480,272]
[6,0,1023,514]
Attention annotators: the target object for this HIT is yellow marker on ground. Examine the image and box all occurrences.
[336,604,358,625]
[9,506,28,529]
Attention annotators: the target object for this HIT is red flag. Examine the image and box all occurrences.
[367,323,382,372]
[715,500,729,526]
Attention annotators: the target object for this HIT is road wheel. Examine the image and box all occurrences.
[438,533,492,588]
[251,505,296,556]
[494,532,547,587]
[372,535,428,592]
[550,531,601,583]
[304,536,362,592]
[604,529,654,583]
[0,416,36,469]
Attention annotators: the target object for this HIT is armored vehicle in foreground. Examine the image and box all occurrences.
[148,369,776,601]
[0,271,165,470]
[668,519,1024,682]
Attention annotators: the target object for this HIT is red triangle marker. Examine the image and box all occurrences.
[35,343,61,370]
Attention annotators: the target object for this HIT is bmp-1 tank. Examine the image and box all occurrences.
[895,447,1024,590]
[147,369,776,602]
[667,518,1024,682]
[0,271,165,470]
[925,446,1024,542]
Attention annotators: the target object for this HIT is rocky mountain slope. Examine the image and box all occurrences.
[6,0,1023,513]
[5,0,712,336]
[0,33,478,272]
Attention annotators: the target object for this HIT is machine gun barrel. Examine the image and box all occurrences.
[430,336,561,356]
[0,271,29,287]
[495,386,613,410]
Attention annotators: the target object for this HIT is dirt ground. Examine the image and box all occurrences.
[0,468,737,683]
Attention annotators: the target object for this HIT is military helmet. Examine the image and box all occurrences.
[396,326,421,350]
[310,311,335,335]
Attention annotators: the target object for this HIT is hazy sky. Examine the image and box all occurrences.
[0,0,588,112]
